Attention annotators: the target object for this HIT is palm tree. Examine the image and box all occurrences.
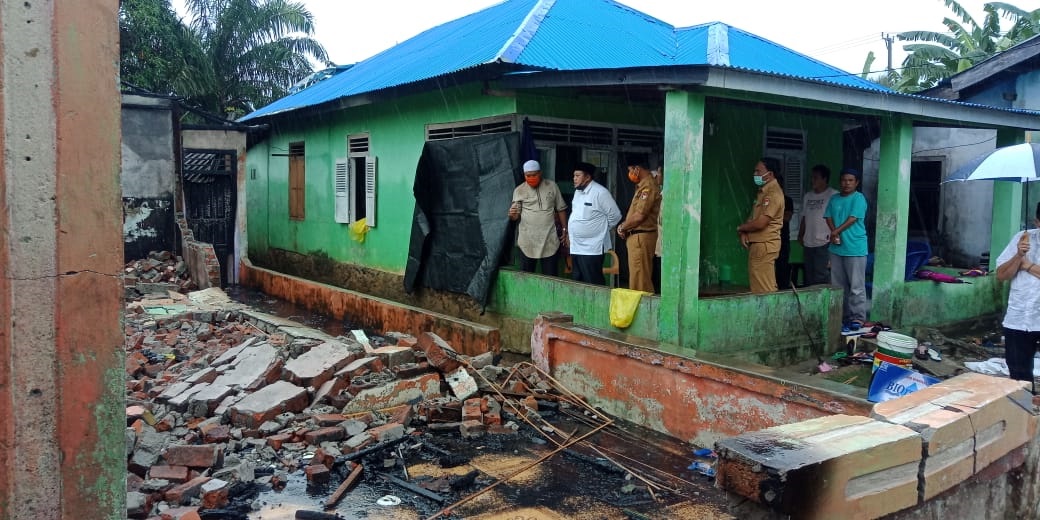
[182,0,329,119]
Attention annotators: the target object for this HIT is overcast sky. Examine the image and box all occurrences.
[174,0,997,74]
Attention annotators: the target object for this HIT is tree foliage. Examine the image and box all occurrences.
[119,0,203,96]
[863,0,1040,92]
[120,0,329,119]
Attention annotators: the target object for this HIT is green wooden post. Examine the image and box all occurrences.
[989,128,1026,267]
[660,90,705,346]
[871,115,913,322]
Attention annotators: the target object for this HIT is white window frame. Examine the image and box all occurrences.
[333,133,377,227]
[763,127,806,239]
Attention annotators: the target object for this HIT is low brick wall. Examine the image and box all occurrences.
[239,259,500,356]
[176,216,221,289]
[530,312,872,448]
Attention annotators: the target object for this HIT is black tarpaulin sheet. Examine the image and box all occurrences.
[404,132,520,305]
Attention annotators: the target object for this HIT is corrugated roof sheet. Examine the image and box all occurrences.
[240,0,885,121]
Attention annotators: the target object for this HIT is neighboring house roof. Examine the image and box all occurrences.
[922,35,1040,101]
[240,0,881,121]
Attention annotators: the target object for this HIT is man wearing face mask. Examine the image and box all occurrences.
[737,158,785,294]
[509,160,568,276]
[567,162,622,285]
[617,160,662,292]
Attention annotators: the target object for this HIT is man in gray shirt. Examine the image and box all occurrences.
[509,160,568,275]
[798,164,838,286]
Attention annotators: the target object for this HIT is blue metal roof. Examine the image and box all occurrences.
[240,0,886,121]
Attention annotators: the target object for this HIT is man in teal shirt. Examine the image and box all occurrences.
[825,168,869,328]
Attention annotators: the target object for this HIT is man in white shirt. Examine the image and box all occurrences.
[995,202,1040,388]
[566,162,621,285]
[798,164,838,286]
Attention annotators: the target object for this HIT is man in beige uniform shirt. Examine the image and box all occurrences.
[737,158,785,294]
[509,160,568,275]
[617,160,661,292]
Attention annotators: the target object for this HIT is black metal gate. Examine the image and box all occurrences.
[182,148,237,286]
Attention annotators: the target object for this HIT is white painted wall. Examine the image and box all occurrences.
[863,127,996,267]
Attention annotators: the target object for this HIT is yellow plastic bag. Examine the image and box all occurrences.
[349,218,369,243]
[609,288,647,329]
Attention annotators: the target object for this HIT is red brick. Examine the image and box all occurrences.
[200,480,229,509]
[336,356,384,379]
[148,465,190,483]
[163,445,223,469]
[310,448,335,469]
[367,422,405,443]
[127,472,145,493]
[387,404,414,426]
[313,413,348,427]
[418,398,462,423]
[463,398,483,422]
[418,332,462,373]
[203,425,231,444]
[164,476,211,505]
[160,506,201,520]
[154,415,175,433]
[305,464,331,484]
[304,426,345,445]
[460,420,486,438]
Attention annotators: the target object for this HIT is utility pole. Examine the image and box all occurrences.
[882,33,895,73]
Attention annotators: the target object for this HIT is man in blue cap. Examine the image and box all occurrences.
[825,167,869,328]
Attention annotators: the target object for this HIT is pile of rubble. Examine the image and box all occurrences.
[124,290,588,520]
[125,251,196,295]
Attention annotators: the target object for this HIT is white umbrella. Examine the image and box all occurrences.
[946,143,1040,183]
[945,142,1040,229]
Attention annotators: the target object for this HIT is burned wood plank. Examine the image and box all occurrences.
[324,462,363,509]
[334,435,409,465]
[379,473,448,503]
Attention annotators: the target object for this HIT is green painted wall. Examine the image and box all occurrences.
[488,270,660,339]
[892,271,1007,326]
[700,103,844,287]
[246,83,518,273]
[516,91,663,127]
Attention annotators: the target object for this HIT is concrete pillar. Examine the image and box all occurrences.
[659,91,705,346]
[1,1,124,519]
[989,128,1026,267]
[871,115,913,322]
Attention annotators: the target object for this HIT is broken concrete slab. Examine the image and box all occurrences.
[279,326,334,343]
[445,367,478,401]
[211,337,257,366]
[372,345,415,369]
[230,380,309,428]
[871,385,977,501]
[283,340,358,388]
[157,382,193,403]
[341,372,442,414]
[187,384,234,417]
[167,383,210,412]
[184,367,218,385]
[336,356,384,380]
[716,414,921,520]
[211,342,280,390]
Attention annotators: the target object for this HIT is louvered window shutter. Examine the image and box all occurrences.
[334,159,351,223]
[365,156,377,227]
